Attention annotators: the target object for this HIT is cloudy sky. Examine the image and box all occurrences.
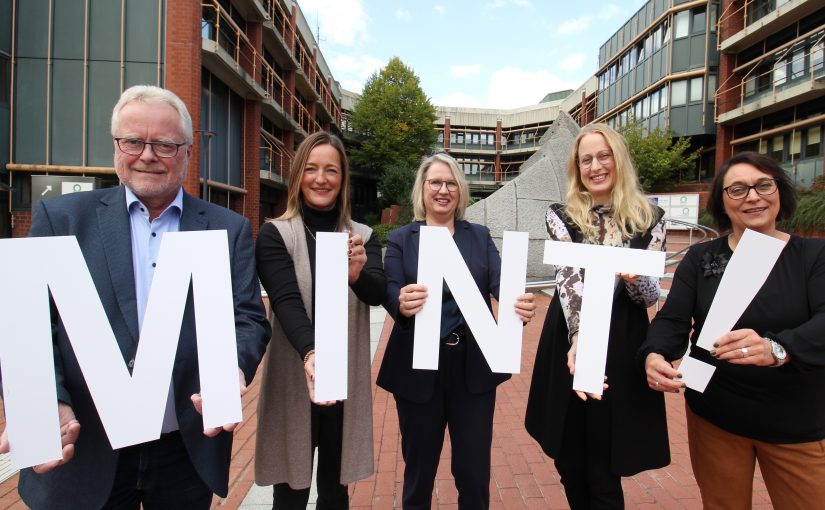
[296,0,648,109]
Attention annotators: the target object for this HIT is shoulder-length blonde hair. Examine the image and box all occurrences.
[278,131,352,231]
[411,152,470,221]
[564,123,655,240]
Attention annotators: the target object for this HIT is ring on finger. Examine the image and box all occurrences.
[741,347,749,356]
[654,381,660,387]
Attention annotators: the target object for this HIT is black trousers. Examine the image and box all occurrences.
[394,341,496,510]
[272,402,348,510]
[102,431,213,510]
[554,393,624,510]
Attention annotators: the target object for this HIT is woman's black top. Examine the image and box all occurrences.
[641,235,825,443]
[255,204,386,359]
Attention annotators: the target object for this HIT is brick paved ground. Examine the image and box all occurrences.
[0,292,773,509]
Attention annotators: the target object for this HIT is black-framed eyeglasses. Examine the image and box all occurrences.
[578,150,613,169]
[723,179,778,200]
[114,137,187,158]
[425,179,458,192]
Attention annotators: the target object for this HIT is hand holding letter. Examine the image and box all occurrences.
[567,334,609,401]
[2,402,82,473]
[190,368,247,437]
[710,329,774,366]
[303,352,337,406]
[645,353,683,393]
[398,284,428,318]
[513,293,536,323]
[347,232,367,284]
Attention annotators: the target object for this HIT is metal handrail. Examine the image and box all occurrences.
[664,219,719,265]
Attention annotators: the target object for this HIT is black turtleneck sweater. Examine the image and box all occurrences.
[255,204,386,359]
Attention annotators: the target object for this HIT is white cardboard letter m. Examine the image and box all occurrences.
[0,232,241,469]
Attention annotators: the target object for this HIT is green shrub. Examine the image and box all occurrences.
[370,223,400,247]
[788,191,825,234]
[697,209,715,229]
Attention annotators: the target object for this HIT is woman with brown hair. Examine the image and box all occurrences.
[254,131,386,509]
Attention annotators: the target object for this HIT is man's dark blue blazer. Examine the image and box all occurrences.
[376,220,510,403]
[18,186,271,510]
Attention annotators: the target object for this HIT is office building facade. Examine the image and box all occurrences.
[2,0,343,238]
[715,0,824,186]
[594,0,720,180]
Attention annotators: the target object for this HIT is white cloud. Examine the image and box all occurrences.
[328,53,385,93]
[557,15,592,35]
[598,4,621,20]
[559,53,585,73]
[449,64,483,78]
[436,92,482,108]
[434,4,446,15]
[487,67,578,109]
[296,0,368,46]
[395,8,410,20]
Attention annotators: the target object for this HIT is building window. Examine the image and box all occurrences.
[0,52,8,106]
[692,8,706,35]
[674,10,690,39]
[774,58,787,87]
[771,135,785,162]
[813,40,824,73]
[671,80,687,106]
[805,126,822,157]
[790,47,805,80]
[791,131,801,159]
[690,77,704,102]
[660,84,669,110]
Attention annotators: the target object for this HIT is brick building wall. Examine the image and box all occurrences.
[165,1,203,198]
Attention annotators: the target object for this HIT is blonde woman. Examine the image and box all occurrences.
[525,123,670,509]
[378,153,535,509]
[254,131,385,509]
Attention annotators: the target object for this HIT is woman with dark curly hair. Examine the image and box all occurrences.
[642,151,825,509]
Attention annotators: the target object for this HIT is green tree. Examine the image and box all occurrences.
[350,57,437,172]
[619,122,699,190]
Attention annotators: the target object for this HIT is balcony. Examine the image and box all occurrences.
[260,134,292,189]
[716,40,825,123]
[718,0,822,53]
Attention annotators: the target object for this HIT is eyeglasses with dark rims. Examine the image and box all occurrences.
[425,179,458,192]
[722,179,778,200]
[114,137,187,158]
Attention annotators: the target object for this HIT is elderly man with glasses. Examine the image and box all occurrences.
[1,85,271,510]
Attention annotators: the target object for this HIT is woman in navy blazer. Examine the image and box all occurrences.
[377,153,535,509]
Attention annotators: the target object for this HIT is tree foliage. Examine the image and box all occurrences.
[618,122,699,191]
[350,57,437,172]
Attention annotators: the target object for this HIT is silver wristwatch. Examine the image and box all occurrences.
[767,338,788,367]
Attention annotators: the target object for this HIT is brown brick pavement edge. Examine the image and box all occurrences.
[0,292,772,509]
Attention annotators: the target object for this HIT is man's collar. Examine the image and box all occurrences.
[124,186,184,216]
